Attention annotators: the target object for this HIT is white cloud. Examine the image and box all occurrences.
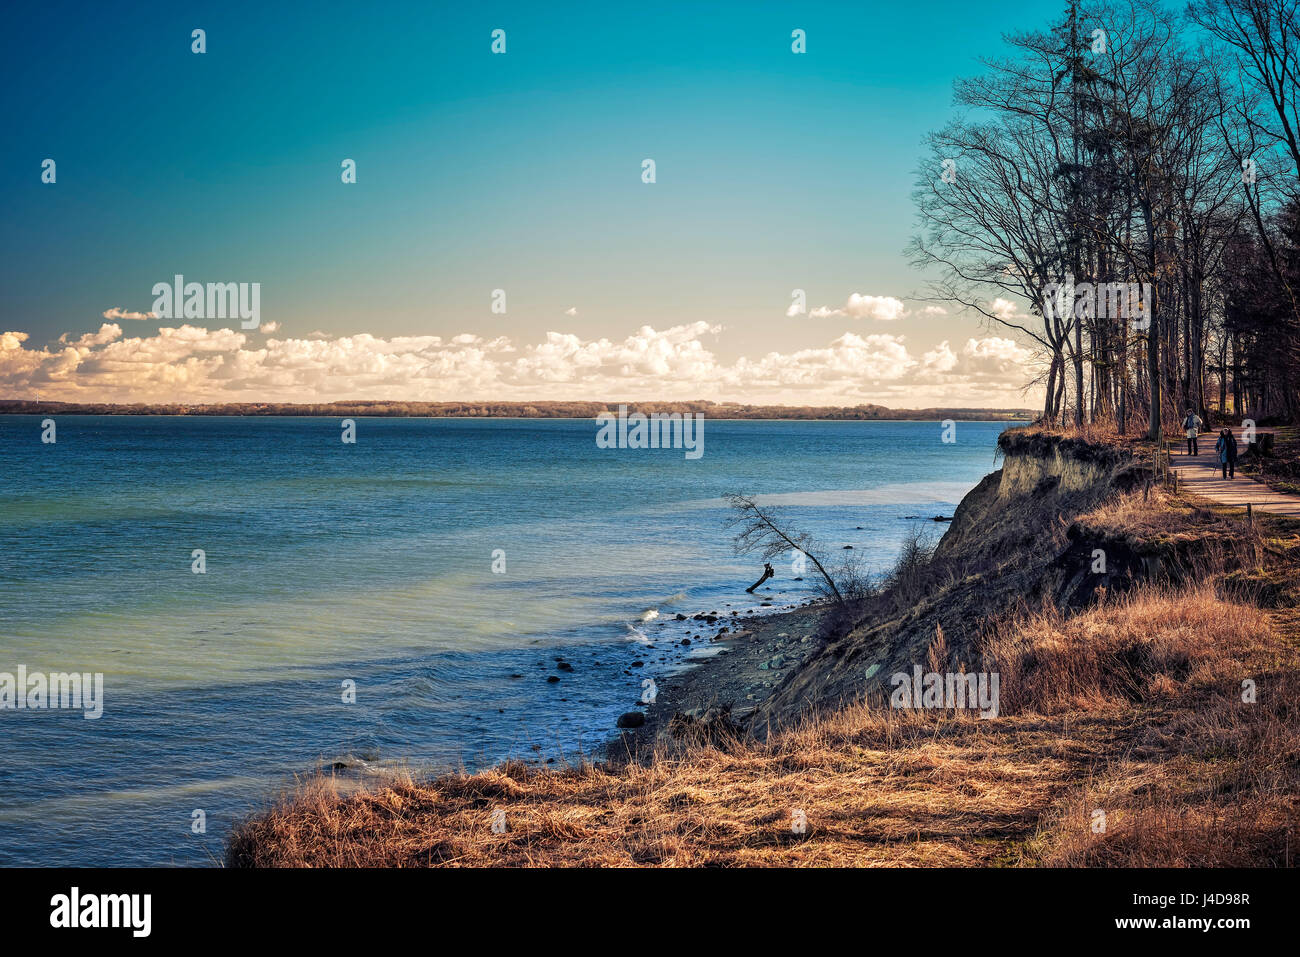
[723,333,914,388]
[259,322,280,333]
[0,322,1037,407]
[59,323,123,348]
[102,307,157,321]
[989,298,1026,323]
[916,337,1034,385]
[920,340,959,375]
[809,294,908,321]
[958,336,1034,375]
[564,307,578,316]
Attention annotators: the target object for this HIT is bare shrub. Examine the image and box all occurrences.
[879,526,938,611]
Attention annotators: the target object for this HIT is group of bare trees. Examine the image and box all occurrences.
[912,0,1300,435]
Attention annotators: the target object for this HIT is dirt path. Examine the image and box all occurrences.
[1169,430,1300,519]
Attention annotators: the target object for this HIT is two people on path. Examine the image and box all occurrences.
[1175,407,1240,478]
[1215,428,1238,479]
[1182,407,1203,456]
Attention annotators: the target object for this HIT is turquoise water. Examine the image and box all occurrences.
[0,415,1008,865]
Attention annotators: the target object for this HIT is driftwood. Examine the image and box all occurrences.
[746,563,775,593]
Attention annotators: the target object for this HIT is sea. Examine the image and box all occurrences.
[0,415,1010,865]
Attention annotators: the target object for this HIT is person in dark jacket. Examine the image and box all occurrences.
[1215,428,1238,479]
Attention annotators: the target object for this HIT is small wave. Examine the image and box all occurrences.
[639,608,660,622]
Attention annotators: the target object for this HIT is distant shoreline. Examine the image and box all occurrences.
[0,400,1034,421]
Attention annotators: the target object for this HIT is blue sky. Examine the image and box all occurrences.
[0,0,1068,406]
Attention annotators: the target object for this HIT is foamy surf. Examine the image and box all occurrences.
[624,624,652,644]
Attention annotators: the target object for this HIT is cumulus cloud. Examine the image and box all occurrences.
[920,340,959,375]
[959,336,1035,374]
[563,307,577,316]
[259,322,280,333]
[0,321,1036,407]
[102,307,157,321]
[989,298,1027,323]
[917,337,1034,382]
[724,333,914,388]
[59,323,124,348]
[809,294,908,321]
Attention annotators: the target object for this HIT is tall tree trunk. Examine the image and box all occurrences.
[1044,353,1059,423]
[1074,321,1085,426]
[1147,292,1162,440]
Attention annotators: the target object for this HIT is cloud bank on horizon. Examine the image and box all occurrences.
[1,319,1037,408]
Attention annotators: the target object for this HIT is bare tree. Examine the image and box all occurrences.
[724,493,844,605]
[1194,0,1300,346]
[912,0,1263,436]
[1191,0,1300,190]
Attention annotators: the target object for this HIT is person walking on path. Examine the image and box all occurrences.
[1215,428,1238,479]
[1182,407,1203,456]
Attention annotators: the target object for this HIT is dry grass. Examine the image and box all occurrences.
[1015,421,1138,445]
[1014,418,1239,448]
[228,705,1130,867]
[1078,486,1261,543]
[230,585,1300,868]
[1036,680,1300,866]
[992,587,1300,866]
[1076,486,1179,537]
[980,585,1277,715]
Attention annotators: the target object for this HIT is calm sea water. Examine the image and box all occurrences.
[0,415,1009,865]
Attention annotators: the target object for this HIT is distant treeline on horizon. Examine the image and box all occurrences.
[0,399,1033,420]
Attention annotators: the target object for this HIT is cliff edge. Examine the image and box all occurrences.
[747,430,1151,733]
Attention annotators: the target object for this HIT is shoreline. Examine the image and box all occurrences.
[604,598,831,764]
[0,401,1033,421]
[1,413,1000,866]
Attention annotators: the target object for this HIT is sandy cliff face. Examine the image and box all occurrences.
[747,431,1147,734]
[997,445,1121,497]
